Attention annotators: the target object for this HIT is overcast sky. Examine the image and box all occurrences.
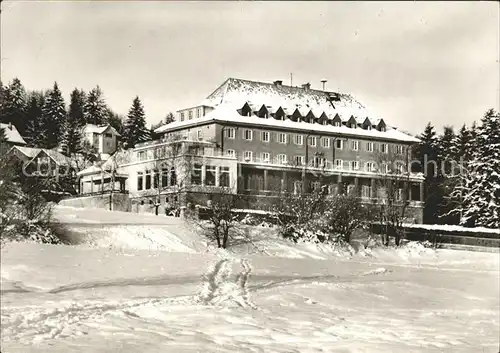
[1,1,498,134]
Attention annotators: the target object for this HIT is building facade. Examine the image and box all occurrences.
[67,78,424,222]
[82,124,121,156]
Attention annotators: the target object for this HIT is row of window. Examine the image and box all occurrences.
[289,182,404,200]
[137,165,231,191]
[180,107,204,121]
[191,164,231,187]
[137,168,177,191]
[225,128,405,153]
[234,150,404,172]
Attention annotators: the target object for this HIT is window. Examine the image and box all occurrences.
[145,170,152,189]
[350,123,357,129]
[226,128,235,139]
[244,151,253,161]
[170,167,177,186]
[277,154,287,165]
[334,121,341,127]
[321,137,330,148]
[367,125,372,131]
[314,182,324,191]
[196,108,201,118]
[335,159,343,169]
[293,181,303,195]
[347,184,356,195]
[277,132,287,144]
[137,172,144,191]
[312,156,326,168]
[261,131,270,142]
[188,110,193,120]
[328,184,338,195]
[153,169,159,189]
[381,163,390,174]
[366,142,374,152]
[105,133,112,138]
[362,185,371,199]
[205,165,216,186]
[396,188,403,201]
[161,168,169,187]
[295,155,305,166]
[350,161,360,170]
[197,129,203,140]
[294,134,303,145]
[219,167,230,187]
[180,112,185,121]
[351,140,359,151]
[396,145,404,154]
[308,136,317,147]
[261,152,270,162]
[396,163,405,174]
[243,129,253,141]
[226,149,235,158]
[336,139,343,149]
[380,143,388,153]
[192,164,202,185]
[366,162,375,172]
[380,126,386,132]
[137,151,146,161]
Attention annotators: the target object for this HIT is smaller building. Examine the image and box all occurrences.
[82,124,121,156]
[177,105,214,123]
[0,123,27,154]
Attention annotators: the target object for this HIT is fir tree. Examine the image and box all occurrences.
[451,124,473,162]
[24,91,46,147]
[1,78,27,135]
[60,89,86,155]
[41,82,66,149]
[413,123,442,223]
[107,108,125,135]
[83,86,108,125]
[460,109,500,228]
[0,80,5,117]
[123,96,150,148]
[165,112,175,124]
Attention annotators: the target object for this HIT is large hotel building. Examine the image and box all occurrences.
[71,78,425,222]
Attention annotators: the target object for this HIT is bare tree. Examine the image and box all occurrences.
[373,147,413,246]
[190,185,242,249]
[323,191,372,243]
[151,134,196,216]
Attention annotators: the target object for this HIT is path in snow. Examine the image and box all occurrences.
[1,242,498,353]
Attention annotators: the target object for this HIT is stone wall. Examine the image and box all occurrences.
[59,193,130,212]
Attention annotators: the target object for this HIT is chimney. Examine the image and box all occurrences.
[8,122,13,130]
[301,83,311,90]
[273,80,283,86]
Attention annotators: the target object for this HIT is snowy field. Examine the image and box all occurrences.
[1,206,499,353]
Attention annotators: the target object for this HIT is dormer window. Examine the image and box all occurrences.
[380,127,386,132]
[350,123,356,129]
[367,125,372,130]
[334,121,341,127]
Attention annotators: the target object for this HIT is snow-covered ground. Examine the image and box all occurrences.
[1,206,499,352]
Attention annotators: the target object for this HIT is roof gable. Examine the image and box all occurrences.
[0,123,27,145]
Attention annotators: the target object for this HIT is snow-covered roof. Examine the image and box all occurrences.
[83,124,121,137]
[202,78,377,121]
[27,149,76,168]
[0,123,26,145]
[156,105,420,143]
[9,146,42,158]
[157,78,417,142]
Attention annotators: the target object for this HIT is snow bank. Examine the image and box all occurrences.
[403,223,500,234]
